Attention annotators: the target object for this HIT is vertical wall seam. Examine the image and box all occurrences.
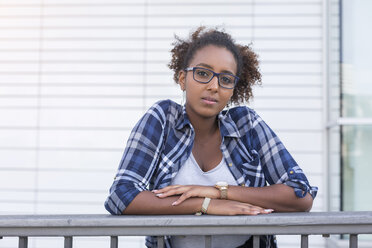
[322,0,331,213]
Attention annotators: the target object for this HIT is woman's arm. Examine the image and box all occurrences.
[123,191,202,214]
[105,101,170,215]
[227,184,313,212]
[123,190,272,215]
[154,183,313,212]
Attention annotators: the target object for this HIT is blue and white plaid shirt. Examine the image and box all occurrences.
[105,99,318,247]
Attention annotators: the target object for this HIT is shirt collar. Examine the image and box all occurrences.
[175,104,192,130]
[175,105,241,138]
[218,110,241,138]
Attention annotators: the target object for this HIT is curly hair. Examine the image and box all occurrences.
[168,26,262,105]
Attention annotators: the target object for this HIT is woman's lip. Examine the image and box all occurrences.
[202,97,218,104]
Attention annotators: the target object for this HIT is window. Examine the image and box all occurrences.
[340,0,372,212]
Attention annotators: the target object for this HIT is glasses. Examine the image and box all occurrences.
[184,67,239,89]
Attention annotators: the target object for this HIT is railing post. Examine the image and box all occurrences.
[253,235,259,248]
[18,236,28,248]
[301,235,308,248]
[157,236,164,248]
[205,235,212,248]
[64,236,73,248]
[110,236,118,248]
[349,234,358,248]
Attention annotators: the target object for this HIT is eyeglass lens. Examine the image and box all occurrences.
[193,68,235,89]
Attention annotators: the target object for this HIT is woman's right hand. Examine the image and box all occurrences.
[207,199,273,216]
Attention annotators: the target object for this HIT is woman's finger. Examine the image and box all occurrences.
[239,204,273,215]
[154,186,183,195]
[171,191,195,206]
[155,186,191,198]
[155,189,180,197]
[152,185,181,193]
[208,199,274,216]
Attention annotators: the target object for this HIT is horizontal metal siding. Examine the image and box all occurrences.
[0,0,325,247]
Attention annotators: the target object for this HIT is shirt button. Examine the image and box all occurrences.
[228,163,233,167]
[289,170,294,175]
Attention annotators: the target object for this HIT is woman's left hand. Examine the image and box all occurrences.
[153,185,220,206]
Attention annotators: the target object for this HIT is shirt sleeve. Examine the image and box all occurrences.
[249,109,318,199]
[104,100,169,215]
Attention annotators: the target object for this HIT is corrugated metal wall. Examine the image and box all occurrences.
[0,0,327,247]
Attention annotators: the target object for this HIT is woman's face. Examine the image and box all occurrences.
[179,45,237,120]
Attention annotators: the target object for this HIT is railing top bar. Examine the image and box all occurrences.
[1,211,372,228]
[1,212,372,236]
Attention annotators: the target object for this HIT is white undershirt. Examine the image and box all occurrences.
[170,153,249,248]
[171,152,237,186]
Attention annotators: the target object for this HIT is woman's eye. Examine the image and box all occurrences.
[221,76,233,84]
[196,70,210,78]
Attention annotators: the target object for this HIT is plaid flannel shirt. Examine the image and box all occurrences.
[104,99,318,247]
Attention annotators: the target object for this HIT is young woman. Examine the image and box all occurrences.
[105,26,318,248]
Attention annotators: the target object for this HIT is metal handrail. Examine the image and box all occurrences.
[1,211,372,248]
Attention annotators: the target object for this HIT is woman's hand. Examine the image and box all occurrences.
[152,185,274,215]
[207,199,273,216]
[153,185,220,206]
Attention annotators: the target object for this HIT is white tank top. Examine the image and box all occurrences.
[171,152,237,186]
[170,153,249,248]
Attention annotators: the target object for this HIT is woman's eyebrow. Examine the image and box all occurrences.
[195,63,235,75]
[195,63,213,69]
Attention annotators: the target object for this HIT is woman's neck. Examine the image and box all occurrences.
[185,106,219,140]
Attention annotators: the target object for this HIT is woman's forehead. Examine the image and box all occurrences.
[190,45,238,73]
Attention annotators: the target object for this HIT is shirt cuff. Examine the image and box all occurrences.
[104,183,145,215]
[284,179,318,199]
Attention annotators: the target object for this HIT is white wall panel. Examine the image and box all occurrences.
[38,109,142,128]
[259,51,322,62]
[294,153,323,174]
[0,63,39,72]
[42,6,144,15]
[0,203,36,215]
[0,190,36,202]
[252,98,322,110]
[40,74,144,84]
[37,150,122,170]
[0,19,40,28]
[257,110,322,130]
[38,130,127,148]
[0,40,40,49]
[42,40,146,49]
[0,109,38,126]
[40,97,144,108]
[0,130,37,147]
[37,171,112,190]
[255,39,321,50]
[0,0,327,247]
[254,85,322,97]
[0,150,37,167]
[0,171,36,190]
[260,62,321,74]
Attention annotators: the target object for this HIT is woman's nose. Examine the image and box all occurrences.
[207,75,219,90]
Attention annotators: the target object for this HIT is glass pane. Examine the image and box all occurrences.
[329,126,341,212]
[341,0,372,118]
[342,125,372,211]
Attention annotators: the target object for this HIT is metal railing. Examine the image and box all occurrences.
[1,211,372,248]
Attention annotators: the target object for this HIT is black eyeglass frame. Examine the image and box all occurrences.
[184,67,239,89]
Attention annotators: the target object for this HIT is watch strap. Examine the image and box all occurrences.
[220,188,228,199]
[201,197,211,214]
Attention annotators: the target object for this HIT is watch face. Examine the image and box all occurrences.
[216,181,228,187]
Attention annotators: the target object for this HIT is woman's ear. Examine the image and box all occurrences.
[178,70,186,91]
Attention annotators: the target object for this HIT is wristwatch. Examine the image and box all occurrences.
[215,181,229,199]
